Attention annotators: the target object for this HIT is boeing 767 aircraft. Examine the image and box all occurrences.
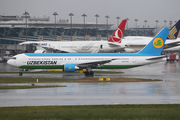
[19,19,127,53]
[8,27,170,77]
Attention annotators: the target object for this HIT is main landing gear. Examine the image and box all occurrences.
[19,71,23,76]
[84,71,94,77]
[84,67,94,77]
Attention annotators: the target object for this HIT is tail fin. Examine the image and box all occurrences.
[167,20,180,39]
[138,27,170,56]
[108,19,127,43]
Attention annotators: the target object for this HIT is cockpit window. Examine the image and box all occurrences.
[11,57,16,60]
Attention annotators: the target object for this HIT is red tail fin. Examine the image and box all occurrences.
[108,19,127,43]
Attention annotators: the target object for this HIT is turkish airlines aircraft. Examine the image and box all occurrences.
[19,20,127,53]
[8,27,170,77]
[121,20,180,52]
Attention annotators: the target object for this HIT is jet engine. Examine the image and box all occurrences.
[63,64,76,72]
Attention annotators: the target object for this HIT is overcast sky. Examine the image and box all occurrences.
[0,0,180,28]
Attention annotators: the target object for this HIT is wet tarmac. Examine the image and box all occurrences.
[0,62,180,107]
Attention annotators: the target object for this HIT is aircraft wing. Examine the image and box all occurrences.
[75,58,116,68]
[108,42,126,47]
[19,41,39,45]
[165,40,180,45]
[19,41,71,53]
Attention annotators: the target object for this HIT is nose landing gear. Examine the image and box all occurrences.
[19,71,23,76]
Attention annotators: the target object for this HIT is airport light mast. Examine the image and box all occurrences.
[126,18,129,29]
[169,20,172,28]
[144,20,148,28]
[134,19,138,28]
[164,20,167,27]
[134,19,138,36]
[69,13,74,41]
[155,20,159,33]
[23,11,30,42]
[82,14,87,40]
[95,14,99,40]
[116,16,120,28]
[53,12,58,41]
[105,15,109,40]
[144,20,148,36]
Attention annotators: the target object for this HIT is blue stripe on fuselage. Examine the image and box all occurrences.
[25,53,153,57]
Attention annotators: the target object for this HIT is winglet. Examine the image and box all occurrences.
[138,27,170,56]
[167,20,180,39]
[108,19,127,43]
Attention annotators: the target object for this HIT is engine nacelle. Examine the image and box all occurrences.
[63,64,76,72]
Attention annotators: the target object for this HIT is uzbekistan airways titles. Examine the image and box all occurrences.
[27,61,57,65]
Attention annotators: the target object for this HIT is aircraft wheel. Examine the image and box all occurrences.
[89,71,94,77]
[84,71,89,77]
[84,71,94,77]
[19,72,23,76]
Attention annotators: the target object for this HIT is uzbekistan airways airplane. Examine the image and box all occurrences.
[8,27,170,77]
[19,19,127,53]
[121,20,180,52]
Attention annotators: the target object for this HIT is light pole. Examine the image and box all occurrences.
[134,19,138,28]
[69,13,74,41]
[23,11,30,42]
[144,20,148,36]
[155,20,159,33]
[95,14,99,40]
[105,15,109,40]
[53,12,58,41]
[126,18,129,29]
[82,14,87,40]
[164,20,167,27]
[116,16,120,27]
[169,20,172,28]
[144,20,147,28]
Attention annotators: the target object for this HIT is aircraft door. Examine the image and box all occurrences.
[100,44,104,52]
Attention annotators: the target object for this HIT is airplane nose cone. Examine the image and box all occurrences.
[7,59,10,64]
[7,59,15,67]
[7,59,11,65]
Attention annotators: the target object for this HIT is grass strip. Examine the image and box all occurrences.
[0,104,179,120]
[0,77,159,83]
[0,85,66,89]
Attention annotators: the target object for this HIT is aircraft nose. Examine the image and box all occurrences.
[7,59,16,67]
[7,59,12,65]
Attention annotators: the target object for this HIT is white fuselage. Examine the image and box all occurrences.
[21,40,126,53]
[7,53,165,70]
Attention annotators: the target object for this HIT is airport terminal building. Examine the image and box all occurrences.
[0,15,155,58]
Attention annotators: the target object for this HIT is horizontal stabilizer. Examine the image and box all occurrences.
[146,55,166,60]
